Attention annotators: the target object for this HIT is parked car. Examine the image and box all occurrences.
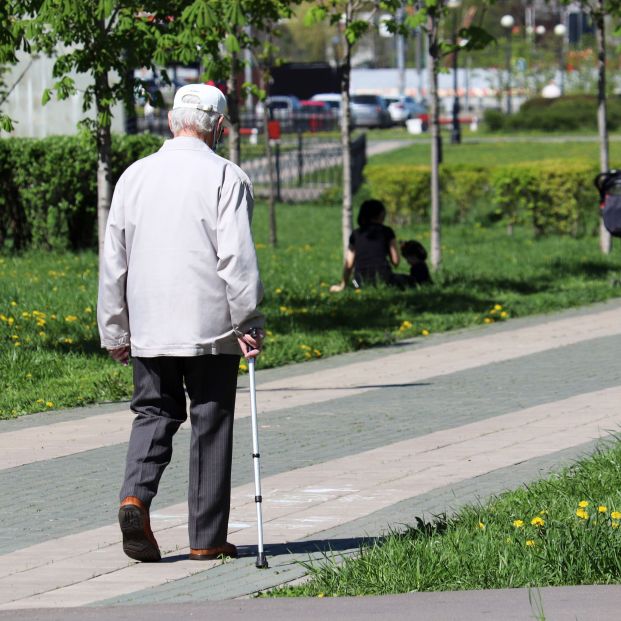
[384,96,428,125]
[350,94,391,128]
[309,93,342,118]
[255,95,302,130]
[299,100,334,132]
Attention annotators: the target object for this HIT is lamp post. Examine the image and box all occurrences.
[554,23,566,95]
[448,0,462,144]
[500,14,515,115]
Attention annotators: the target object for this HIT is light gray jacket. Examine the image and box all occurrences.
[97,136,264,357]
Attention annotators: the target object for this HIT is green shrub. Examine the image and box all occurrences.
[0,133,164,251]
[364,160,598,237]
[365,164,430,225]
[490,95,621,133]
[483,109,505,132]
[492,160,597,236]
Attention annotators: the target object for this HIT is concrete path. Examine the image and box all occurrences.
[1,300,621,617]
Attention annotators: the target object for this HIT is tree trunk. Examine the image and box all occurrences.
[340,2,353,261]
[595,3,611,254]
[428,9,441,270]
[260,66,277,246]
[227,51,241,166]
[95,72,113,262]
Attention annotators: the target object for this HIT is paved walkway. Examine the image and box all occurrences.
[1,300,621,618]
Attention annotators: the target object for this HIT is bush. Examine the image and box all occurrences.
[483,109,505,132]
[487,95,621,133]
[364,160,598,237]
[365,164,431,225]
[0,133,163,251]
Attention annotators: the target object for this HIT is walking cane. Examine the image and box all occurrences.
[248,352,269,569]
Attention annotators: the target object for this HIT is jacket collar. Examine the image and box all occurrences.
[160,136,212,152]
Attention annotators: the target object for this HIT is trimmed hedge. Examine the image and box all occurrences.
[0,133,164,251]
[366,159,598,237]
[484,95,621,133]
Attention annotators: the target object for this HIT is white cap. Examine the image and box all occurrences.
[173,84,227,115]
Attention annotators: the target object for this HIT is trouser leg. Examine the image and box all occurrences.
[183,354,240,549]
[120,357,187,506]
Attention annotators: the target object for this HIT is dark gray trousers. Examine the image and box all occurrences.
[120,354,240,549]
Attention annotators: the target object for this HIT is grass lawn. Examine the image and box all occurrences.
[1,202,621,419]
[368,134,621,167]
[271,439,621,596]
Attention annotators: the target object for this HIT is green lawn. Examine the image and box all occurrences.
[272,439,621,596]
[369,136,621,167]
[1,202,621,419]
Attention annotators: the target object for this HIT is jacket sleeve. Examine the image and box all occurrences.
[97,175,130,349]
[216,167,265,336]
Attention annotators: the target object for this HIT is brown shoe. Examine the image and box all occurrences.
[118,496,161,562]
[189,542,237,561]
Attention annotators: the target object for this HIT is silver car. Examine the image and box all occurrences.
[350,94,391,128]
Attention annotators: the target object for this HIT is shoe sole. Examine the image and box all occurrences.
[189,549,238,561]
[118,505,161,563]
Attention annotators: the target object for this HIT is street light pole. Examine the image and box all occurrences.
[554,23,566,96]
[448,0,461,144]
[500,15,515,115]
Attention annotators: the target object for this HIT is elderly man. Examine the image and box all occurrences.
[97,84,264,563]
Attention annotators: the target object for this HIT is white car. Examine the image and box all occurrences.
[385,96,427,125]
[309,93,342,118]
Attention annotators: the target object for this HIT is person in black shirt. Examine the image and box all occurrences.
[330,199,400,292]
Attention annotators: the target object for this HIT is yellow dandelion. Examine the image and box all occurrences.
[400,320,413,330]
[576,508,589,520]
[355,289,362,295]
[0,314,6,321]
[51,314,57,320]
[239,363,248,372]
[25,373,32,378]
[63,338,73,345]
[266,330,273,337]
[38,331,46,337]
[613,521,620,529]
[275,288,282,294]
[611,511,621,520]
[304,352,312,359]
[421,329,430,336]
[483,317,493,324]
[45,401,54,408]
[84,307,92,314]
[7,317,14,325]
[513,519,524,528]
[10,301,16,307]
[500,311,508,319]
[299,344,311,351]
[598,506,608,514]
[10,334,18,340]
[14,341,21,347]
[314,349,322,357]
[65,315,78,323]
[36,399,44,404]
[478,522,485,530]
[36,319,46,326]
[21,311,30,319]
[525,540,535,547]
[579,500,589,508]
[494,304,502,311]
[317,593,325,598]
[531,516,545,527]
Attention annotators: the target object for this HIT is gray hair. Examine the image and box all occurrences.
[169,107,220,137]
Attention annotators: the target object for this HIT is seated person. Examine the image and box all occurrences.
[400,239,432,287]
[330,199,399,292]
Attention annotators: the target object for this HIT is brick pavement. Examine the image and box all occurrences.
[0,300,620,612]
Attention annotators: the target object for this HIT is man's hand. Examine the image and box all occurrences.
[238,329,264,359]
[108,345,130,365]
